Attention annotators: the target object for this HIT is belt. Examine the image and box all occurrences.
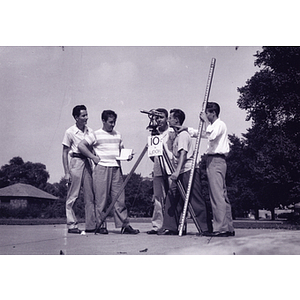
[207,153,225,159]
[72,153,86,159]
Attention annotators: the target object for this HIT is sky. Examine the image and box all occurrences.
[0,46,262,183]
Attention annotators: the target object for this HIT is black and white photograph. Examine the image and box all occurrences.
[0,1,298,299]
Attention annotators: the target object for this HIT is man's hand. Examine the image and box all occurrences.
[127,153,134,161]
[200,112,208,123]
[64,173,71,185]
[92,155,100,165]
[170,171,179,181]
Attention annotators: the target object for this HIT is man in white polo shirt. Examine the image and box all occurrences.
[200,102,235,237]
[78,110,139,234]
[62,105,96,234]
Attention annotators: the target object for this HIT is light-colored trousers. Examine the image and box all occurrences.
[93,165,129,228]
[66,157,95,230]
[206,155,234,233]
[151,176,170,230]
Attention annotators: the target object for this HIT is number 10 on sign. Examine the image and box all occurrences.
[148,135,163,157]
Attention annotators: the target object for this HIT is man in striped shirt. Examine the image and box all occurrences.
[78,110,139,234]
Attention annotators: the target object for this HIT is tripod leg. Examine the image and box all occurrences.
[157,155,169,216]
[94,144,148,234]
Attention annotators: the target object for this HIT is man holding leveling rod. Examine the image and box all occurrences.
[200,102,235,237]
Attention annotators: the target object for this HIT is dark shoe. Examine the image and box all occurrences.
[213,231,233,237]
[85,229,96,233]
[147,229,158,235]
[213,231,228,237]
[96,227,109,234]
[121,225,139,234]
[68,228,82,234]
[200,231,213,237]
[158,229,178,236]
[202,230,235,237]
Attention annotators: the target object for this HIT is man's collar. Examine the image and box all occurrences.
[74,124,88,133]
[210,117,220,125]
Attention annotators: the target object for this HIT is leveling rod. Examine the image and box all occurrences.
[178,58,216,236]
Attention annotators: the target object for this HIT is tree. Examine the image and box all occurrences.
[0,157,70,219]
[0,156,50,190]
[124,173,153,217]
[236,46,300,219]
[225,134,258,218]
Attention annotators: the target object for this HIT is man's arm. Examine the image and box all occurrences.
[78,140,100,165]
[62,145,71,182]
[175,124,208,138]
[170,149,187,181]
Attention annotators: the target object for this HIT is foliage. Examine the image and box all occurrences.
[124,173,153,217]
[0,157,70,218]
[0,201,65,219]
[235,46,300,219]
[0,154,154,219]
[0,157,50,190]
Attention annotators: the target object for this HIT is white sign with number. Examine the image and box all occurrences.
[148,135,163,157]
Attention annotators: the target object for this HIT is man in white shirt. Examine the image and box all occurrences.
[200,102,235,237]
[62,105,96,234]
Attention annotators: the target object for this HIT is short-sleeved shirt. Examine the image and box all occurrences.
[205,118,229,155]
[153,127,199,176]
[84,128,123,167]
[62,124,94,154]
[172,131,194,174]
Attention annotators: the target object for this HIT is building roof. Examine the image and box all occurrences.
[0,183,58,200]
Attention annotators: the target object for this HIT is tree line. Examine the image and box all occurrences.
[1,47,299,221]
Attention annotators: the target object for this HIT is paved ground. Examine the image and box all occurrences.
[1,219,300,255]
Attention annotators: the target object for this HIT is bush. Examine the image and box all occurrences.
[0,200,66,219]
[43,200,66,218]
[0,205,40,218]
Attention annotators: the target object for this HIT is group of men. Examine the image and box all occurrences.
[62,102,234,237]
